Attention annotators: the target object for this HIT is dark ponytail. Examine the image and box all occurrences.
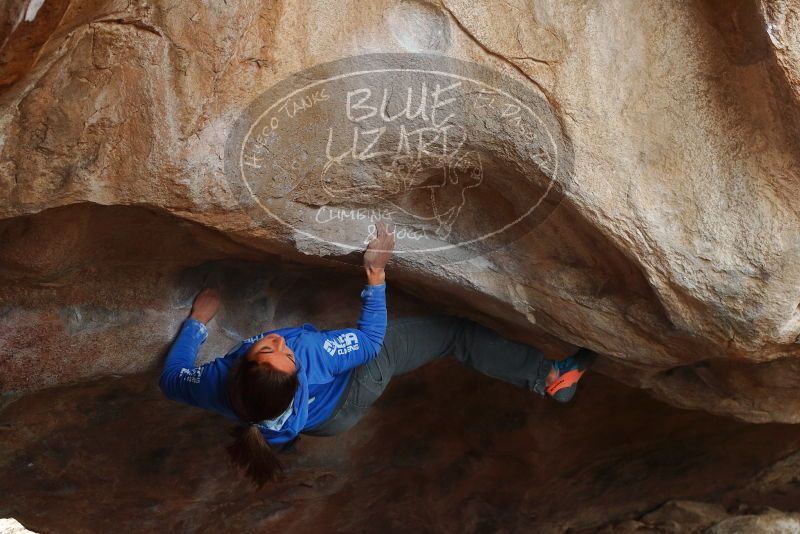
[226,357,299,488]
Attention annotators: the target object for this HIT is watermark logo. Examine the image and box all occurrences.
[224,53,571,264]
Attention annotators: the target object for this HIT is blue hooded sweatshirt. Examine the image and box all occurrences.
[159,283,387,445]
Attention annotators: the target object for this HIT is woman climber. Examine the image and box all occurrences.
[158,223,597,487]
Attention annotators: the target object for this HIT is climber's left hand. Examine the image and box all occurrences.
[190,287,221,324]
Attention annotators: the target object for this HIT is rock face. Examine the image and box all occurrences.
[2,1,800,530]
[2,0,800,423]
[0,0,800,422]
[1,0,800,483]
[604,500,800,533]
[0,518,37,534]
[3,361,800,533]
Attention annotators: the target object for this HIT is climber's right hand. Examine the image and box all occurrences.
[364,222,395,285]
[190,287,221,324]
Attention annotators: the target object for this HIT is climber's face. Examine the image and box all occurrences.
[245,333,297,374]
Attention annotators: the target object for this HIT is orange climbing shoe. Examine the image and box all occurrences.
[546,348,597,403]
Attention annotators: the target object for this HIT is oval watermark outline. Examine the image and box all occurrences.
[228,53,568,255]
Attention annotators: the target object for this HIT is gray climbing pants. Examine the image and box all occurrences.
[303,315,551,436]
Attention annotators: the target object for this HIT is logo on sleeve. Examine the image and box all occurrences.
[323,332,360,356]
[179,367,204,384]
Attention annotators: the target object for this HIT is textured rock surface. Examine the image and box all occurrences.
[604,501,800,533]
[3,361,800,533]
[2,0,800,423]
[0,518,37,534]
[4,1,800,532]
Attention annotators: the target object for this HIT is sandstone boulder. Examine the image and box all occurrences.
[1,0,800,425]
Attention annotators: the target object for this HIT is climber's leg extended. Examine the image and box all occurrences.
[386,315,597,402]
[303,315,596,436]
